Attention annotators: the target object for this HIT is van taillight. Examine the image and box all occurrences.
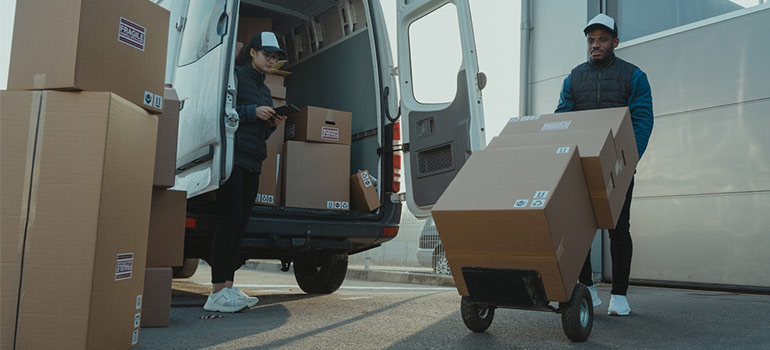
[393,121,402,193]
[185,217,196,228]
[382,226,399,237]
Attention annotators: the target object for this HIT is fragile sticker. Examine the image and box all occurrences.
[143,91,154,107]
[321,126,339,141]
[556,146,570,154]
[530,199,546,208]
[541,120,571,131]
[132,330,139,345]
[513,199,529,208]
[533,190,549,199]
[118,17,146,51]
[115,253,134,281]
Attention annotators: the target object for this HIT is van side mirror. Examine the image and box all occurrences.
[477,72,487,91]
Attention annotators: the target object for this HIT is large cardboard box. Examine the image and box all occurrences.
[431,145,597,302]
[7,0,168,114]
[237,17,272,43]
[350,170,380,212]
[286,106,352,145]
[267,122,285,147]
[154,88,181,188]
[267,83,287,99]
[488,128,623,228]
[140,268,172,328]
[255,145,282,206]
[0,90,157,349]
[146,189,187,268]
[283,141,350,210]
[266,73,285,87]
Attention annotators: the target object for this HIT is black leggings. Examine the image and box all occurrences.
[579,178,634,295]
[210,165,260,284]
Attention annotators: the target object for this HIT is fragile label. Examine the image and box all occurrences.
[132,330,139,345]
[321,126,339,141]
[118,17,146,51]
[533,190,549,199]
[556,146,570,154]
[513,199,529,208]
[530,199,546,208]
[541,120,571,131]
[115,253,134,281]
[327,201,348,209]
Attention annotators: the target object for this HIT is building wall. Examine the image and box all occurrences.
[526,1,770,288]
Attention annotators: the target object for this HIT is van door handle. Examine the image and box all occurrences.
[217,13,229,36]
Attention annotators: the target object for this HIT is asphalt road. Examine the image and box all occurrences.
[138,265,770,349]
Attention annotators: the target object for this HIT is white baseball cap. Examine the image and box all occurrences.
[246,31,286,57]
[584,14,618,37]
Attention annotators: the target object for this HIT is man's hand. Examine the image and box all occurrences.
[255,106,277,121]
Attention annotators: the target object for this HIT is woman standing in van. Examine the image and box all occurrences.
[204,32,288,313]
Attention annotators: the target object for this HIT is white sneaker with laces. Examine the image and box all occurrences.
[608,294,631,316]
[230,287,259,308]
[587,284,602,307]
[203,288,248,313]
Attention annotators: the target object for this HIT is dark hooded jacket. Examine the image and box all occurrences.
[233,64,276,173]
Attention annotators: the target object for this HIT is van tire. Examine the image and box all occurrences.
[293,253,348,294]
[172,258,199,279]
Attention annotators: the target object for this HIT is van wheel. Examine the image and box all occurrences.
[293,253,348,294]
[172,258,199,279]
[461,296,495,332]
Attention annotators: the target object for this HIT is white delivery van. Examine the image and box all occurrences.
[161,0,486,293]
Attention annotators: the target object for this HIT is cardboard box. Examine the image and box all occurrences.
[154,88,181,188]
[238,17,272,43]
[351,170,380,212]
[487,128,623,228]
[273,98,287,107]
[266,74,285,87]
[267,83,287,99]
[431,145,597,302]
[286,106,352,145]
[140,268,172,328]
[500,107,638,185]
[0,90,157,349]
[147,189,187,268]
[283,141,350,210]
[267,121,285,147]
[7,0,168,114]
[256,145,282,206]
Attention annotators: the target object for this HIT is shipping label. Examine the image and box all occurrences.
[541,120,571,131]
[134,313,141,328]
[327,201,349,209]
[513,199,529,208]
[530,199,546,208]
[115,253,134,281]
[533,190,549,199]
[556,146,570,154]
[118,17,146,51]
[143,91,154,107]
[364,179,373,187]
[136,295,143,309]
[321,126,339,141]
[132,330,139,345]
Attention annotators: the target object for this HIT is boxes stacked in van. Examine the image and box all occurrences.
[0,1,179,348]
[431,108,637,302]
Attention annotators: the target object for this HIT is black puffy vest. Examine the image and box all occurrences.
[233,65,275,173]
[570,55,638,111]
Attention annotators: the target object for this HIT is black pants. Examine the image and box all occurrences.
[579,178,634,295]
[210,165,260,284]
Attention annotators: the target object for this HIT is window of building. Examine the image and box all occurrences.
[607,0,766,42]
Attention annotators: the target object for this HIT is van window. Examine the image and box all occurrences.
[178,0,227,66]
[408,3,462,104]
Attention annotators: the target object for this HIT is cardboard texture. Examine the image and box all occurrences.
[0,90,157,349]
[266,74,285,86]
[140,268,172,328]
[273,98,287,107]
[431,146,597,302]
[500,107,638,187]
[237,17,272,43]
[266,121,285,147]
[146,189,187,268]
[487,128,622,228]
[7,0,168,114]
[153,88,180,188]
[256,145,282,206]
[283,141,350,210]
[285,106,352,145]
[350,170,380,212]
[267,83,287,99]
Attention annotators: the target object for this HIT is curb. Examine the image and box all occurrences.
[243,260,456,287]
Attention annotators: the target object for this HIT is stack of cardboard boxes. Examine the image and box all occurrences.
[1,1,174,348]
[431,107,637,302]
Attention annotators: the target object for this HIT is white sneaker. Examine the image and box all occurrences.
[230,287,259,308]
[608,294,631,316]
[587,285,602,307]
[203,288,248,313]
